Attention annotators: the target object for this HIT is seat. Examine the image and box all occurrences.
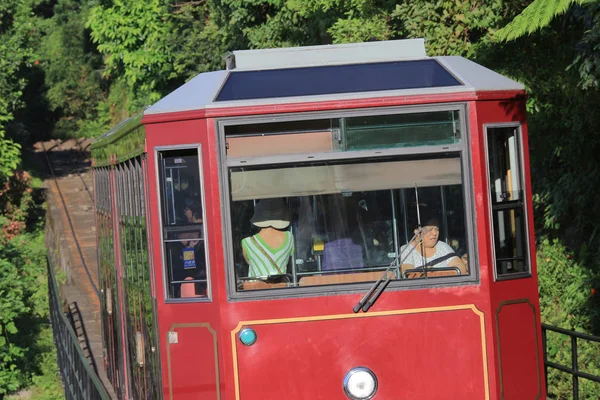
[180,277,200,298]
[403,267,460,279]
[321,239,365,271]
[299,270,395,286]
[242,281,288,290]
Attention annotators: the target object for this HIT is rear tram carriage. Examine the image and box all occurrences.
[91,39,545,399]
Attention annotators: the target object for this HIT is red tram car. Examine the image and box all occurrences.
[91,39,545,399]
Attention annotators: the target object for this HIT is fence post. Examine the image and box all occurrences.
[571,335,578,400]
[542,325,548,391]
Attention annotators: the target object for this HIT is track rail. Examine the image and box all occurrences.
[42,139,100,299]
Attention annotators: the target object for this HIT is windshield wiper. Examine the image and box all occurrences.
[353,186,424,313]
[353,234,420,313]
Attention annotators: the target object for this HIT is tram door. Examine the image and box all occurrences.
[114,157,162,399]
[155,146,217,399]
[95,165,127,399]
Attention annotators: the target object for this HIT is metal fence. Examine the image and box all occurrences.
[542,323,600,399]
[48,257,111,400]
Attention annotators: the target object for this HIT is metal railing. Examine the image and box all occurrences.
[542,323,600,399]
[48,256,110,400]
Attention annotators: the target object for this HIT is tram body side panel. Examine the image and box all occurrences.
[144,117,226,400]
[472,99,546,400]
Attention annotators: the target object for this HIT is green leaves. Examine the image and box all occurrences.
[0,0,40,181]
[328,13,390,43]
[87,0,175,106]
[537,238,600,397]
[0,162,48,395]
[0,231,48,395]
[37,0,107,138]
[0,132,21,181]
[391,0,509,57]
[496,0,593,42]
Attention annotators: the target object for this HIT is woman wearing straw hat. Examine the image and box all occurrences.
[242,198,295,278]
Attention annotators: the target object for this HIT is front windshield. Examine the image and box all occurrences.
[229,155,469,291]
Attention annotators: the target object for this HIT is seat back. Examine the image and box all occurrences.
[403,267,460,279]
[322,239,364,271]
[180,277,198,298]
[299,270,395,286]
[242,281,288,290]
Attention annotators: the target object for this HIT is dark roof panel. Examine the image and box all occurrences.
[215,59,462,102]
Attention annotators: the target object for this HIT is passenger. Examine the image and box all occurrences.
[400,217,468,276]
[183,202,203,224]
[242,198,294,278]
[176,203,206,297]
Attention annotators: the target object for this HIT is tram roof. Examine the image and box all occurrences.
[145,39,524,116]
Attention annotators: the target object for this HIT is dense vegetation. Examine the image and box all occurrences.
[1,0,599,398]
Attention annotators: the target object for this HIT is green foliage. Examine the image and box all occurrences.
[87,0,174,106]
[536,238,600,398]
[0,0,41,177]
[0,133,21,181]
[166,1,227,81]
[496,0,593,41]
[210,0,523,57]
[392,0,520,57]
[496,0,600,90]
[327,13,390,43]
[211,0,397,49]
[537,239,598,329]
[0,170,49,395]
[28,326,64,400]
[571,2,600,89]
[38,0,107,139]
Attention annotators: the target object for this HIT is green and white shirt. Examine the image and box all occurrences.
[242,232,294,277]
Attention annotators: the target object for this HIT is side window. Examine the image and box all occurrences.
[486,126,530,279]
[157,148,209,299]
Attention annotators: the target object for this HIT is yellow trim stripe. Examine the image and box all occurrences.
[231,304,489,400]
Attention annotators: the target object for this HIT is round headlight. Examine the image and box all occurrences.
[343,367,378,400]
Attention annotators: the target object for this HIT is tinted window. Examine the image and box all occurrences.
[216,60,462,101]
[158,148,209,299]
[225,110,461,159]
[486,126,529,278]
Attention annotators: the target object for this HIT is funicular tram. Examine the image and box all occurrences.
[91,39,545,399]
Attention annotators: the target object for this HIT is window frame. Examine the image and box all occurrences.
[483,123,532,281]
[154,144,212,303]
[217,104,479,300]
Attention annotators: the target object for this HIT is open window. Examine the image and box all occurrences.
[486,125,530,279]
[222,108,473,294]
[157,148,209,300]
